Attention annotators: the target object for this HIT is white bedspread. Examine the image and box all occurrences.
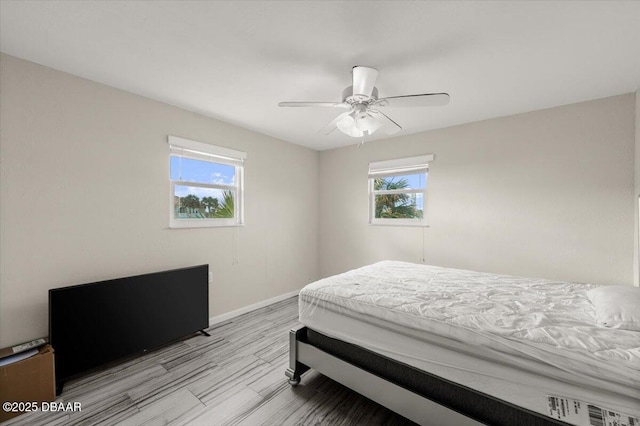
[299,261,640,392]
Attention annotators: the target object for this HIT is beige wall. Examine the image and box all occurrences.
[1,52,636,349]
[319,94,635,286]
[0,54,320,347]
[635,91,640,286]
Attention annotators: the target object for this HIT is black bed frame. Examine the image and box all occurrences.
[286,325,567,426]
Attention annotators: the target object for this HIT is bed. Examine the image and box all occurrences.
[285,261,640,426]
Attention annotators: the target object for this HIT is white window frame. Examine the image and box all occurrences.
[368,154,433,227]
[168,135,246,228]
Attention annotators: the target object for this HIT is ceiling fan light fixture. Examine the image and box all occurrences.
[334,104,381,138]
[336,112,364,137]
[355,113,382,134]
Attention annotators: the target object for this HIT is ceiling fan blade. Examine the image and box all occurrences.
[369,110,402,136]
[375,93,450,108]
[317,111,351,135]
[278,102,350,108]
[352,66,378,98]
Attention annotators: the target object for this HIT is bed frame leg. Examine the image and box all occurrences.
[285,325,310,387]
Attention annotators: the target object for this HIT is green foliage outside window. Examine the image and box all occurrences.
[175,190,234,218]
[374,177,423,219]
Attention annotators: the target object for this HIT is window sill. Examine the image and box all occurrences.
[369,222,429,228]
[169,221,245,229]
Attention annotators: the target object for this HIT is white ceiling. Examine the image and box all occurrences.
[1,1,639,151]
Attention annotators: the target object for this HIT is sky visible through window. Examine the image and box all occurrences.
[399,172,426,190]
[170,156,235,199]
[380,172,426,210]
[373,172,426,219]
[405,173,426,210]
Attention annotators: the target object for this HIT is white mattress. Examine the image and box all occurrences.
[299,261,640,422]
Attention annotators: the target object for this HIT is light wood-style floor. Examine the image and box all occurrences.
[4,296,416,426]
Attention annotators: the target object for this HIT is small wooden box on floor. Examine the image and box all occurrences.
[0,345,56,422]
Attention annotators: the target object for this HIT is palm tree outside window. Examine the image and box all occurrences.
[168,136,245,228]
[368,155,433,226]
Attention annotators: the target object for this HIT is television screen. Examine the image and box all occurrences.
[49,265,208,389]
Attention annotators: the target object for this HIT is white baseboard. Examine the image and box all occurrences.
[208,289,300,326]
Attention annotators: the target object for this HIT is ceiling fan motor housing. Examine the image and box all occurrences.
[342,86,378,104]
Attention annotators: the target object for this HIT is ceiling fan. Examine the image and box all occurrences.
[278,66,450,138]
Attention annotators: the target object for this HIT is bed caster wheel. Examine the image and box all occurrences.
[288,377,300,387]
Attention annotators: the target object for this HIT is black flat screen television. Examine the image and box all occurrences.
[49,264,208,393]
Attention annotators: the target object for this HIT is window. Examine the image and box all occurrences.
[368,154,433,226]
[169,136,245,228]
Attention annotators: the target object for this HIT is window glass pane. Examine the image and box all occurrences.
[170,156,235,185]
[173,185,235,219]
[373,173,426,190]
[374,193,423,219]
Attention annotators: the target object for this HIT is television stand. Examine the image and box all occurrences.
[199,330,211,337]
